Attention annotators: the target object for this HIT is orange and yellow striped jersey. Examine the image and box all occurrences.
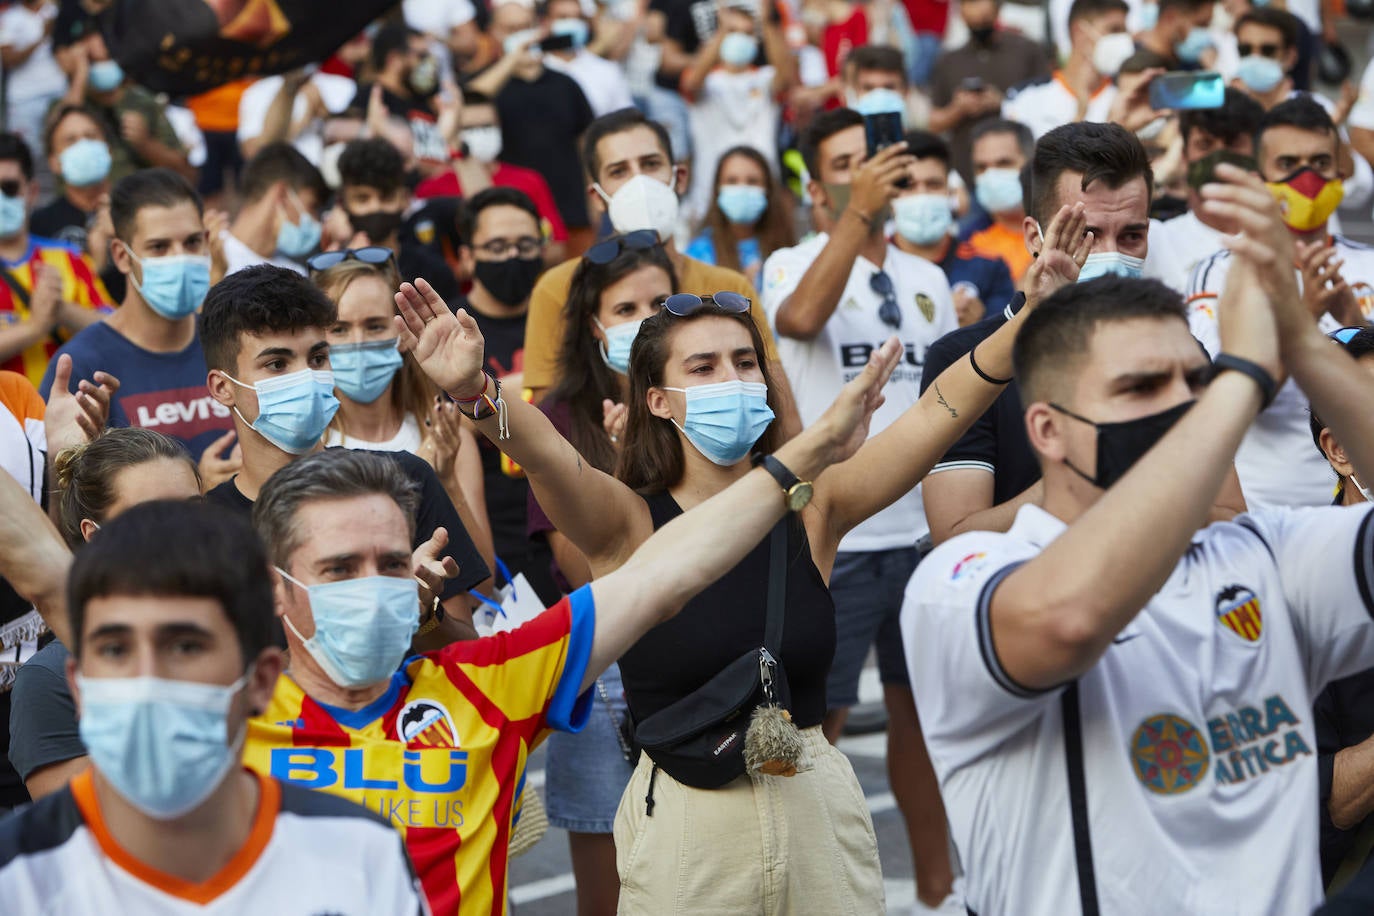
[0,240,112,387]
[243,588,594,916]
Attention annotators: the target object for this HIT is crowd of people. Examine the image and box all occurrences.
[1,0,1374,913]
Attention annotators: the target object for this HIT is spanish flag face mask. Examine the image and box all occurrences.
[1266,166,1344,232]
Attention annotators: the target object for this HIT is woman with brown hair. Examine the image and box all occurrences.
[685,145,796,287]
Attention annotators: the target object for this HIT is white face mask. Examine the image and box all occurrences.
[1092,31,1137,76]
[462,126,503,164]
[594,174,680,240]
[1352,474,1374,502]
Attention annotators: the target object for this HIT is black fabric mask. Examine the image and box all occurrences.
[347,208,404,245]
[1186,149,1257,193]
[475,256,542,307]
[1050,400,1194,489]
[969,26,996,45]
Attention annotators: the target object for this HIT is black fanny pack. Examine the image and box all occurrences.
[630,521,790,790]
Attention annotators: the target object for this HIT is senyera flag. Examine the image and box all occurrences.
[102,0,396,95]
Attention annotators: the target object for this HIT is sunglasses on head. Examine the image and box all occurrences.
[0,179,22,198]
[869,270,902,330]
[663,290,751,317]
[306,246,396,274]
[1237,42,1281,58]
[585,229,661,265]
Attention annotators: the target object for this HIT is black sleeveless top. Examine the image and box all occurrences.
[617,491,837,729]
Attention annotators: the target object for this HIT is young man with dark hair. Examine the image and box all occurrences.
[1146,88,1264,292]
[39,168,236,484]
[891,130,1015,324]
[353,24,448,169]
[762,106,960,912]
[1187,97,1374,509]
[1137,0,1217,68]
[904,168,1374,915]
[0,132,109,389]
[31,104,113,256]
[199,264,488,636]
[964,119,1035,281]
[0,500,428,913]
[222,142,328,275]
[1231,7,1304,106]
[1001,0,1128,138]
[335,138,460,302]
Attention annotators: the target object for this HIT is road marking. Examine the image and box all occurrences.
[510,872,577,905]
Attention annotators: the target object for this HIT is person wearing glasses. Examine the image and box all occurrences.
[529,232,677,915]
[760,106,960,912]
[390,192,1084,907]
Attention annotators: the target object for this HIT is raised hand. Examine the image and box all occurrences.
[1024,201,1092,310]
[198,430,242,491]
[813,336,902,466]
[393,279,489,398]
[28,262,62,334]
[418,396,465,480]
[848,141,914,220]
[602,398,627,447]
[203,208,230,285]
[1295,239,1362,325]
[413,526,460,613]
[45,356,119,457]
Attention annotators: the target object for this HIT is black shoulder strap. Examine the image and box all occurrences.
[0,264,30,309]
[1062,682,1100,916]
[763,520,787,653]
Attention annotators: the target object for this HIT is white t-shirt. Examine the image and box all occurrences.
[687,66,779,221]
[402,0,476,35]
[1000,73,1116,141]
[544,50,634,119]
[763,235,957,551]
[237,73,357,166]
[1185,236,1374,508]
[1143,211,1227,294]
[0,3,65,103]
[221,231,306,277]
[903,502,1374,916]
[323,412,423,453]
[1348,57,1374,133]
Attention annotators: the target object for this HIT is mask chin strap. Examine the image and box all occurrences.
[1352,474,1374,502]
[1049,402,1103,488]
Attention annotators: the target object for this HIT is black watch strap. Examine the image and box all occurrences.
[1213,353,1277,409]
[752,453,801,491]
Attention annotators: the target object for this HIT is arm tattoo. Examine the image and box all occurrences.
[934,381,958,418]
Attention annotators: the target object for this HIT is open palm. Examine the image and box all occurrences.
[1024,202,1092,310]
[819,337,902,465]
[394,279,488,398]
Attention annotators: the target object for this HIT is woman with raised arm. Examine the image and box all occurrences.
[395,205,1093,912]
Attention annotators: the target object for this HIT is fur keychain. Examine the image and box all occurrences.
[744,704,804,776]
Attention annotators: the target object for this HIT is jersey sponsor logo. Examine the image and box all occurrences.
[123,386,233,441]
[399,699,459,748]
[270,746,470,827]
[915,292,935,323]
[1207,694,1311,786]
[1129,713,1210,795]
[950,551,988,582]
[1214,584,1263,643]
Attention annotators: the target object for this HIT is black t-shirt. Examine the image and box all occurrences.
[619,492,835,729]
[29,198,125,302]
[493,70,595,229]
[349,83,448,164]
[467,308,532,556]
[1315,665,1374,886]
[204,448,490,599]
[918,304,1040,506]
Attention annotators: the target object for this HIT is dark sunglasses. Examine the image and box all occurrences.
[663,290,751,317]
[0,179,21,198]
[1237,42,1281,58]
[306,246,395,274]
[586,229,660,265]
[869,270,902,330]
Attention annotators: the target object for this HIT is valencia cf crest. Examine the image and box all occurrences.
[1215,584,1263,643]
[399,699,460,748]
[915,292,935,323]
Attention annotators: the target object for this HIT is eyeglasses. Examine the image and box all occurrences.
[306,246,395,274]
[869,270,902,330]
[0,179,21,198]
[1237,42,1281,58]
[586,229,661,265]
[475,236,544,259]
[663,290,751,317]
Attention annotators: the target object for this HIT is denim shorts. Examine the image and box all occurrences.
[544,661,636,833]
[825,546,922,710]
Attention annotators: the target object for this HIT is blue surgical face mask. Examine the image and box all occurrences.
[58,138,112,187]
[974,168,1024,215]
[330,338,404,404]
[0,192,24,238]
[277,207,322,259]
[76,672,249,819]
[551,17,590,49]
[719,31,759,67]
[89,59,125,92]
[661,379,775,466]
[277,570,420,688]
[128,251,212,319]
[595,317,643,374]
[1138,2,1159,28]
[893,193,953,245]
[716,184,768,225]
[1077,251,1145,281]
[225,368,340,455]
[1175,27,1214,64]
[1236,55,1284,93]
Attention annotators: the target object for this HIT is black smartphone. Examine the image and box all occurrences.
[1148,71,1224,110]
[538,33,575,52]
[863,111,910,188]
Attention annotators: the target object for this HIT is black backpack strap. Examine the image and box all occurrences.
[763,520,787,654]
[0,264,30,309]
[1062,682,1100,915]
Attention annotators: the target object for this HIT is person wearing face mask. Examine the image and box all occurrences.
[1144,88,1264,293]
[222,143,328,276]
[540,0,634,117]
[891,131,1015,325]
[414,91,569,264]
[31,105,114,260]
[927,0,1051,186]
[964,119,1035,281]
[0,500,429,913]
[38,168,238,491]
[0,0,65,199]
[1185,97,1374,509]
[200,264,490,644]
[348,24,450,171]
[1137,0,1217,69]
[1001,0,1127,140]
[840,45,935,138]
[686,145,797,287]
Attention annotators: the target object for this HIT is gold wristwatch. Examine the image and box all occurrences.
[752,454,813,512]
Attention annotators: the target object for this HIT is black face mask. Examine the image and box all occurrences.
[475,256,542,307]
[1050,400,1194,489]
[346,208,404,245]
[969,25,996,45]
